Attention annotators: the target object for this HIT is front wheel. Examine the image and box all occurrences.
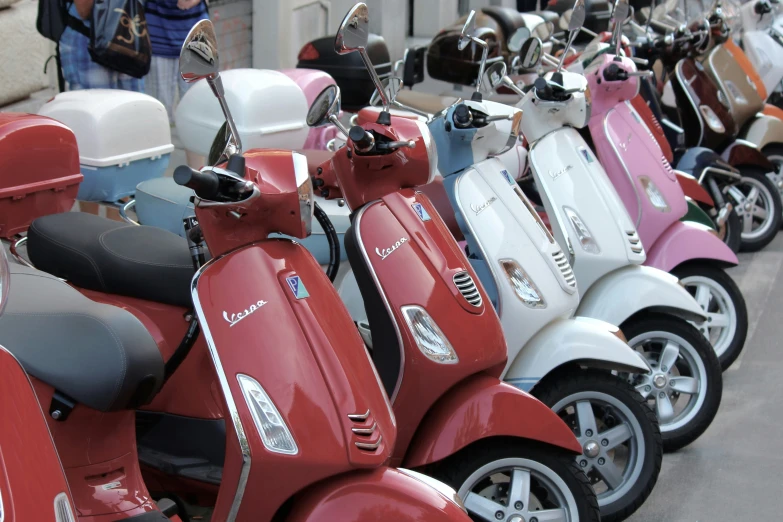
[725,166,782,251]
[532,370,662,522]
[672,263,748,371]
[622,313,723,452]
[432,440,601,522]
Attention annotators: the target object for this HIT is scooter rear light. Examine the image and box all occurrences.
[400,306,459,364]
[237,374,298,455]
[298,43,320,61]
[54,492,76,522]
[499,259,546,308]
[563,206,600,254]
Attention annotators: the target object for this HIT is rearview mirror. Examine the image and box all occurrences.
[307,85,341,127]
[180,20,220,83]
[485,61,507,89]
[459,10,477,51]
[520,37,544,69]
[533,20,555,41]
[569,0,587,31]
[613,0,631,26]
[370,77,402,106]
[508,27,531,52]
[335,3,369,54]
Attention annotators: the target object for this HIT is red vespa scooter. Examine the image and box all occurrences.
[300,5,600,521]
[0,20,473,522]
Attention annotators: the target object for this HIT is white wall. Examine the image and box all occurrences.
[0,0,52,107]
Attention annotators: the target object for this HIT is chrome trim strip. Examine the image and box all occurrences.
[528,140,573,258]
[675,61,705,146]
[347,409,370,422]
[191,260,251,521]
[453,172,504,319]
[9,236,34,269]
[354,202,406,403]
[700,166,742,184]
[603,109,644,227]
[118,199,140,226]
[355,436,383,451]
[351,421,377,435]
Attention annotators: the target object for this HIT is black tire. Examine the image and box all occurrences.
[729,166,782,252]
[622,313,723,452]
[532,369,662,522]
[672,263,748,371]
[431,439,601,522]
[761,144,783,227]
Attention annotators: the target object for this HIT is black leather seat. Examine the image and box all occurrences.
[482,7,526,41]
[27,212,193,307]
[0,264,164,411]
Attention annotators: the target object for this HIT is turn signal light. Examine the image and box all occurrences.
[238,374,298,455]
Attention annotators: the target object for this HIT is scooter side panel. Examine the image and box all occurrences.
[403,373,583,467]
[354,190,508,459]
[705,44,764,128]
[576,264,707,325]
[741,31,783,96]
[0,347,76,521]
[504,317,650,391]
[192,241,395,521]
[740,113,783,152]
[723,38,768,100]
[529,128,644,292]
[452,161,579,371]
[644,220,738,272]
[288,467,470,522]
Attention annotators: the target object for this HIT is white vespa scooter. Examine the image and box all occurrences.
[735,0,783,102]
[421,10,661,522]
[484,0,721,456]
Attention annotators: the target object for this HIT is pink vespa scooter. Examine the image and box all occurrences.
[584,0,748,369]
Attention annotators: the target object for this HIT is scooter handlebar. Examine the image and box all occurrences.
[174,165,220,200]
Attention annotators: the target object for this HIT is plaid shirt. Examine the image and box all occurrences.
[59,5,145,91]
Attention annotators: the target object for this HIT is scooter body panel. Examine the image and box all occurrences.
[504,317,651,392]
[704,44,764,128]
[0,347,76,522]
[351,189,508,460]
[588,101,687,248]
[191,240,396,521]
[576,264,708,325]
[740,113,783,152]
[403,373,583,468]
[450,158,579,372]
[288,467,469,522]
[741,30,783,96]
[720,139,776,170]
[645,220,739,272]
[723,38,768,99]
[528,127,646,292]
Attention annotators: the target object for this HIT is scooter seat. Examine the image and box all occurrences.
[27,212,193,308]
[0,264,164,411]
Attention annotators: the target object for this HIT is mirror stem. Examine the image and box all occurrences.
[393,101,430,118]
[556,31,578,72]
[329,115,351,137]
[359,48,389,112]
[208,76,243,155]
[472,37,489,93]
[501,77,526,97]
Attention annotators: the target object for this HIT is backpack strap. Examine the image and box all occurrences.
[66,13,90,37]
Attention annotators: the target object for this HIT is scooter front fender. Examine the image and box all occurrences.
[645,220,738,272]
[740,113,783,153]
[403,374,582,469]
[288,467,470,522]
[504,318,651,392]
[721,139,776,170]
[577,264,707,325]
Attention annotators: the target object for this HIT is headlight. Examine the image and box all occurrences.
[499,259,546,308]
[699,104,726,134]
[237,374,298,455]
[563,206,600,254]
[639,176,670,212]
[401,305,458,364]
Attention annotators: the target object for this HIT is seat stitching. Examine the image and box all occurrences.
[6,312,128,408]
[99,229,193,269]
[30,222,107,288]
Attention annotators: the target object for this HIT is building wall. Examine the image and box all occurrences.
[0,0,52,107]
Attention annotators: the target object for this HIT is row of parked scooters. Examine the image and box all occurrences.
[0,0,777,520]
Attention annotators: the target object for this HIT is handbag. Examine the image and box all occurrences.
[87,0,151,78]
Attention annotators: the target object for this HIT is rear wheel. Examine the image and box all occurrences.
[432,440,601,522]
[622,313,723,452]
[672,263,748,371]
[533,370,662,522]
[761,144,783,224]
[726,166,782,251]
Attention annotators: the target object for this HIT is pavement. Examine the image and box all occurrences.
[627,233,783,521]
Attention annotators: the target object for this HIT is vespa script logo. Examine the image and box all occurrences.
[223,299,269,327]
[471,196,498,215]
[548,165,573,180]
[376,237,408,260]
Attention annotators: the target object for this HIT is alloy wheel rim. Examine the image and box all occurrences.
[626,330,708,433]
[765,154,783,216]
[551,391,645,508]
[727,175,776,240]
[677,274,737,358]
[458,457,579,522]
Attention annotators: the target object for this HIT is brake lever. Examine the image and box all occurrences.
[383,140,416,150]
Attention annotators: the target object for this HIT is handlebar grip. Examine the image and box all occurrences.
[453,104,473,128]
[174,165,220,200]
[349,125,375,151]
